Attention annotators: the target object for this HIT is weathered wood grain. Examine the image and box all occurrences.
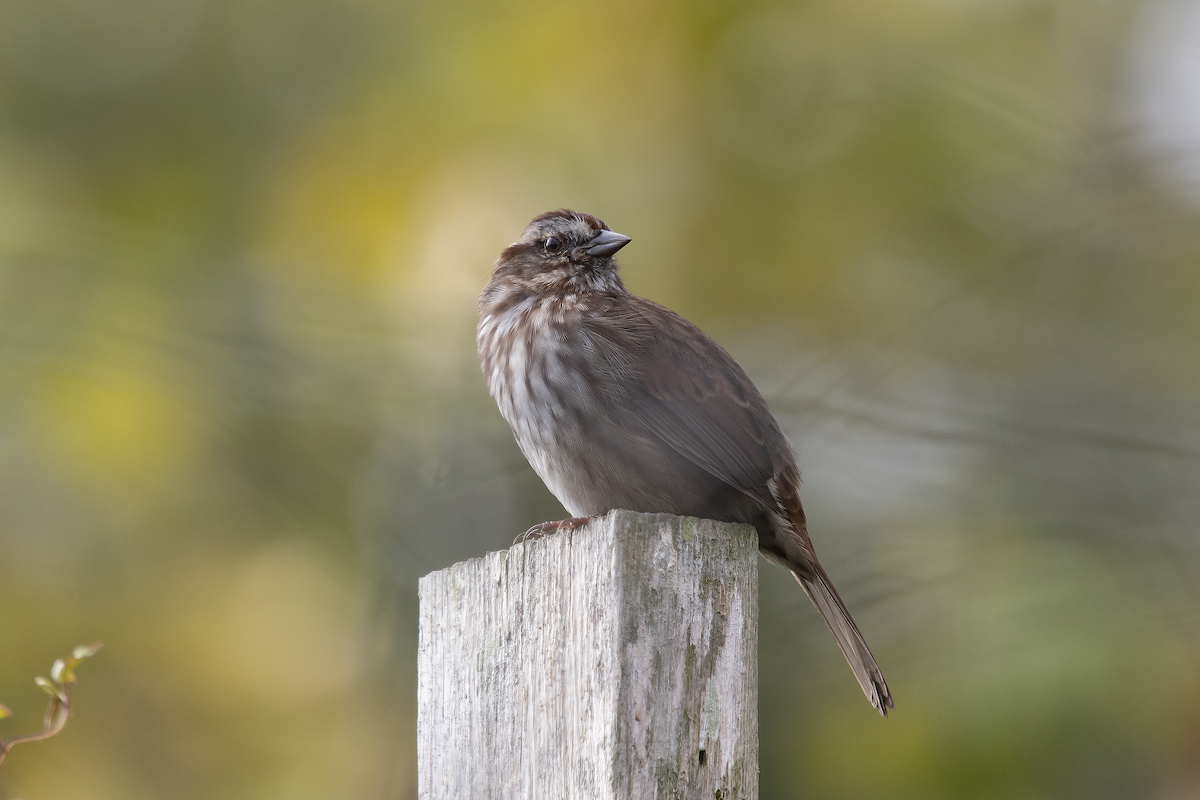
[417,509,759,800]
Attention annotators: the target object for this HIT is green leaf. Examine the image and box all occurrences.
[0,703,11,719]
[72,642,103,660]
[34,676,58,696]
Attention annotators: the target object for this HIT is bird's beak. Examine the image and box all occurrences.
[580,229,631,258]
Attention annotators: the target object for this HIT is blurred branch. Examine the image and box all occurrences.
[781,392,1200,461]
[0,642,102,767]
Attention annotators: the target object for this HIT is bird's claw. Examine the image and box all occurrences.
[513,516,596,545]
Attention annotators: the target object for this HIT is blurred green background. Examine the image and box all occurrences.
[2,0,1199,797]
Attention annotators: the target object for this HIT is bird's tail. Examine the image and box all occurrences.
[793,565,894,717]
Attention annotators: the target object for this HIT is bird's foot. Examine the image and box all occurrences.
[514,516,597,545]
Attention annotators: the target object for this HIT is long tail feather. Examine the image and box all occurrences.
[794,568,893,717]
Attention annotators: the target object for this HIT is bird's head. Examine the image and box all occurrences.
[484,210,632,302]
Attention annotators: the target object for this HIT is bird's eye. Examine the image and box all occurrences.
[544,236,562,254]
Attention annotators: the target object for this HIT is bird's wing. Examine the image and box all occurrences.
[591,296,788,509]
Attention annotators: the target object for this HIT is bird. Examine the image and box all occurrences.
[476,208,893,717]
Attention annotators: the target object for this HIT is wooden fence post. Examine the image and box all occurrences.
[417,509,759,800]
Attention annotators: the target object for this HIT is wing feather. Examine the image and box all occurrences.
[588,295,789,509]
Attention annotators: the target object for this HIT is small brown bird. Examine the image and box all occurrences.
[477,209,893,716]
